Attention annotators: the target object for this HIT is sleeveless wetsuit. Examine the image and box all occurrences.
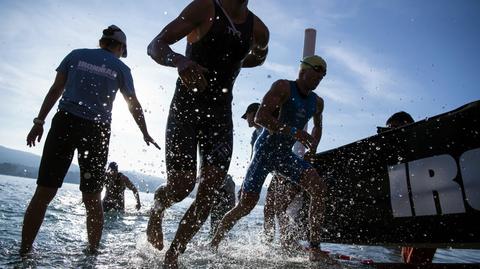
[103,172,127,211]
[242,81,318,193]
[166,0,254,172]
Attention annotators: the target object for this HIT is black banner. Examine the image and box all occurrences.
[312,101,480,248]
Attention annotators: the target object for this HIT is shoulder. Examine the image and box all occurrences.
[63,48,85,59]
[265,79,291,103]
[180,0,215,22]
[71,48,87,54]
[72,48,99,57]
[120,173,133,184]
[271,79,291,90]
[189,0,214,9]
[116,60,131,73]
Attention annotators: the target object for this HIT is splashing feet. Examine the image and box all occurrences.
[164,248,179,269]
[147,201,165,250]
[308,248,342,268]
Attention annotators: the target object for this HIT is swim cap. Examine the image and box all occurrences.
[300,55,327,73]
[108,162,118,171]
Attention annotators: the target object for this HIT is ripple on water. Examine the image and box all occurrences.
[1,176,479,268]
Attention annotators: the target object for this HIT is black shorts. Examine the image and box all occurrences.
[37,111,111,193]
[165,112,233,173]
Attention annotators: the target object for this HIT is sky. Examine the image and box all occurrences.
[0,0,479,184]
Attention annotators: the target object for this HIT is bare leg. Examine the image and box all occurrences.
[147,170,196,251]
[274,179,301,250]
[82,191,103,252]
[20,186,58,255]
[210,192,259,250]
[263,178,276,241]
[297,168,331,262]
[164,166,225,268]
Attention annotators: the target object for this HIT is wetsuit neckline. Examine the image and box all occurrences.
[216,0,250,26]
[294,81,309,99]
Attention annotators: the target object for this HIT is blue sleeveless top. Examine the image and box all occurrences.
[255,80,317,153]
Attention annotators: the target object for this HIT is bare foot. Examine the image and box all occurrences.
[209,242,219,253]
[147,203,164,251]
[280,236,303,253]
[308,248,342,267]
[19,245,32,257]
[164,249,179,269]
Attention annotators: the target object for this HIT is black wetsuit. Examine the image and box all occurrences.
[103,172,126,212]
[166,0,254,172]
[210,175,236,235]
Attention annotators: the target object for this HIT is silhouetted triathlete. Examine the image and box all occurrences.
[20,25,157,255]
[103,162,141,212]
[146,0,269,267]
[211,55,336,264]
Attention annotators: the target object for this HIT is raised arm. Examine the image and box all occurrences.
[123,175,141,210]
[147,0,212,90]
[242,15,269,68]
[26,71,66,147]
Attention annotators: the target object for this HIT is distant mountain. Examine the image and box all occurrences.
[0,145,163,193]
[0,145,268,204]
[0,145,75,170]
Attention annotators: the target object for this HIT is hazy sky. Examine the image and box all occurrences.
[0,0,479,183]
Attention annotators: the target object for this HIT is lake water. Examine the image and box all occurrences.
[1,175,479,268]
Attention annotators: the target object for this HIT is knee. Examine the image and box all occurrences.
[239,196,259,214]
[156,185,191,204]
[154,185,166,201]
[302,169,326,196]
[32,186,58,206]
[159,172,197,203]
[234,205,254,219]
[202,167,227,187]
[82,191,101,202]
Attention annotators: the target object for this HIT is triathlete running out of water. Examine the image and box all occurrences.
[211,55,334,263]
[146,0,269,267]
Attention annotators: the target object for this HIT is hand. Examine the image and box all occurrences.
[143,134,161,150]
[293,129,315,149]
[136,202,141,211]
[26,124,44,147]
[177,58,208,91]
